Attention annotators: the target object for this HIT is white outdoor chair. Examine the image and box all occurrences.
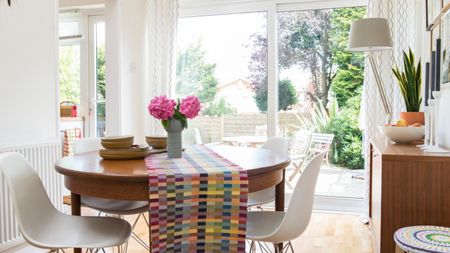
[309,133,334,167]
[194,128,203,144]
[0,153,131,252]
[288,129,313,181]
[73,138,150,252]
[247,137,290,208]
[247,152,325,253]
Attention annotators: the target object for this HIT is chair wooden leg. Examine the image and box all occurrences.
[288,161,304,182]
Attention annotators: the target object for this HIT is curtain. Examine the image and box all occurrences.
[361,0,418,220]
[144,0,179,136]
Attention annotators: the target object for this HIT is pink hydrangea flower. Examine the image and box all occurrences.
[180,96,201,119]
[148,95,176,120]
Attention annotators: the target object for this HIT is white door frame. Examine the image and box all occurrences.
[88,14,106,137]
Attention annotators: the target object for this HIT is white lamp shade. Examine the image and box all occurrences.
[348,18,392,52]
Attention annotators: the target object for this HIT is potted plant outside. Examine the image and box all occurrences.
[392,48,424,125]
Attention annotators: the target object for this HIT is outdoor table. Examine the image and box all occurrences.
[222,135,268,147]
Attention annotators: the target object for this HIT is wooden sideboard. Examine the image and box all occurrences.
[370,137,450,253]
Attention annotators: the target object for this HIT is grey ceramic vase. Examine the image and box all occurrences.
[163,118,183,158]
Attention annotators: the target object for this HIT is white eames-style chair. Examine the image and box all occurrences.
[247,152,325,253]
[247,137,290,207]
[73,138,150,252]
[0,153,131,252]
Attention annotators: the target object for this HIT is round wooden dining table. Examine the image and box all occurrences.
[55,145,290,253]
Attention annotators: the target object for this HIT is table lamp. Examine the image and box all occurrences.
[348,18,393,123]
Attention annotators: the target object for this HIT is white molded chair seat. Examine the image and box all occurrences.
[246,211,285,239]
[247,187,275,206]
[246,153,325,252]
[26,214,131,249]
[81,196,148,215]
[247,137,289,207]
[0,153,131,251]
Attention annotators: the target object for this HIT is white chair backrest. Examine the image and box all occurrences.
[194,128,203,145]
[261,137,290,156]
[266,152,325,242]
[0,153,60,242]
[311,133,334,149]
[290,129,313,156]
[73,138,101,154]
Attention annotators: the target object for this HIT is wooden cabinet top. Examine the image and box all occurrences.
[371,136,450,161]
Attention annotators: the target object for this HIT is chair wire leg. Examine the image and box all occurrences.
[129,213,150,250]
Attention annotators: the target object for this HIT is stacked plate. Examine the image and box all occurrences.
[101,135,134,149]
[99,145,152,160]
[100,136,151,160]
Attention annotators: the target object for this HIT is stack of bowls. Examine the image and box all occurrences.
[99,135,152,160]
[145,136,167,150]
[101,135,134,149]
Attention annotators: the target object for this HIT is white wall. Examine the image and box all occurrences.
[60,0,104,9]
[437,87,450,148]
[416,1,450,148]
[118,0,146,143]
[105,0,147,144]
[0,0,59,147]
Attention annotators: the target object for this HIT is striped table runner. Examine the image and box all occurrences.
[146,145,248,253]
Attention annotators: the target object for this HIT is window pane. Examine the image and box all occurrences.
[59,45,80,105]
[176,12,268,145]
[95,21,106,137]
[278,7,367,198]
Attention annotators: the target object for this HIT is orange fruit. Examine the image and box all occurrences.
[396,119,408,127]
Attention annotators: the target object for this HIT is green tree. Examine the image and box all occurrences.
[202,98,236,116]
[255,79,298,112]
[176,42,218,103]
[96,45,106,120]
[248,7,366,110]
[248,7,366,169]
[59,46,81,104]
[330,88,363,169]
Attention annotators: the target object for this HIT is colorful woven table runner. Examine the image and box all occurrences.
[394,226,450,253]
[146,145,248,253]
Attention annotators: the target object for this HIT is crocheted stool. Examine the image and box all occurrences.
[394,226,450,253]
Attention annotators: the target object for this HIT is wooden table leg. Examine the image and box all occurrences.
[71,192,82,253]
[275,169,285,251]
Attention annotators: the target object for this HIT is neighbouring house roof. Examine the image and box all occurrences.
[217,78,252,91]
[216,78,258,113]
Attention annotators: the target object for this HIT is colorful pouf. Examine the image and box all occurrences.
[146,145,248,253]
[394,226,450,253]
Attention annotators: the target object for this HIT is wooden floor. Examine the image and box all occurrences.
[45,209,372,253]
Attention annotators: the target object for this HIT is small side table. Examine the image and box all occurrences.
[394,226,450,253]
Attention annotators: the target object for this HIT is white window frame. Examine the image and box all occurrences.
[58,9,104,137]
[178,0,367,137]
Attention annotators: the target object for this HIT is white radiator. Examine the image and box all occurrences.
[0,140,63,251]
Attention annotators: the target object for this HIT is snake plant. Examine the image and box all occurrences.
[392,49,422,112]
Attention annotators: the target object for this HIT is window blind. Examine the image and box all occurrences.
[59,11,83,40]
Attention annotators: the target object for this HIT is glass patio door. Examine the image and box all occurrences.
[88,15,106,137]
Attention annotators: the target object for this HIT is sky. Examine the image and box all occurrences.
[177,12,310,89]
[177,12,266,84]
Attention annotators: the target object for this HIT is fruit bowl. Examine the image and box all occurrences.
[378,125,425,143]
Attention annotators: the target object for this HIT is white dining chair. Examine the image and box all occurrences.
[247,137,290,208]
[0,152,131,252]
[73,138,150,252]
[247,152,325,253]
